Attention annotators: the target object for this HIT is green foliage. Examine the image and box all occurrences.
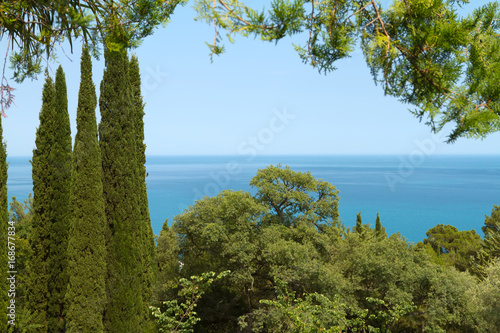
[423,267,477,332]
[173,190,268,330]
[7,195,33,326]
[99,47,144,332]
[155,221,181,305]
[250,164,340,229]
[158,165,500,332]
[483,205,500,260]
[195,0,500,141]
[253,279,348,332]
[355,211,363,234]
[374,212,387,238]
[151,271,230,333]
[0,0,187,83]
[47,65,72,333]
[421,224,483,272]
[65,46,106,333]
[129,54,157,326]
[173,166,344,331]
[28,72,55,332]
[469,259,500,332]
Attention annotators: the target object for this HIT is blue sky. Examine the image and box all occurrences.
[2,2,499,157]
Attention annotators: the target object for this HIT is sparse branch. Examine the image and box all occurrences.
[308,0,314,59]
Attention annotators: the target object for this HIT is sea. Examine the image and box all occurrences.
[7,154,500,243]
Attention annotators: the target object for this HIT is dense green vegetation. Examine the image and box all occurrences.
[48,66,72,333]
[130,55,158,328]
[2,50,499,331]
[28,72,56,332]
[99,48,150,332]
[196,0,500,142]
[65,46,107,333]
[6,159,500,332]
[27,65,73,332]
[0,114,9,332]
[151,165,500,332]
[4,46,157,332]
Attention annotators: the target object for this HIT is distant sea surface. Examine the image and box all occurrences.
[7,155,500,243]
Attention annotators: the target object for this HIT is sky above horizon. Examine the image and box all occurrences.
[2,2,499,157]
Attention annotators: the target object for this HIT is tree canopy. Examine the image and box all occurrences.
[0,0,187,114]
[2,1,500,143]
[0,0,186,81]
[161,165,498,332]
[194,0,500,142]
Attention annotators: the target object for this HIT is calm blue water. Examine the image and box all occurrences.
[7,155,500,243]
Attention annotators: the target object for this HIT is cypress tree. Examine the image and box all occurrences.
[375,212,381,234]
[355,212,363,234]
[47,65,72,333]
[99,48,143,332]
[374,212,386,238]
[129,55,156,323]
[65,46,107,332]
[483,206,500,260]
[0,115,9,332]
[28,72,55,332]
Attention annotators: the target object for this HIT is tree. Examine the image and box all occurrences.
[470,259,500,332]
[374,212,386,238]
[0,113,9,332]
[151,271,230,333]
[355,212,363,234]
[421,224,483,272]
[65,46,107,333]
[255,279,350,333]
[46,65,72,333]
[195,0,500,142]
[129,54,157,325]
[99,48,144,332]
[172,166,344,331]
[0,0,186,114]
[173,190,268,331]
[483,205,500,260]
[250,164,340,229]
[28,72,55,332]
[155,220,181,305]
[0,0,185,81]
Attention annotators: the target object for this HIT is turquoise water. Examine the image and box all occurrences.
[7,155,500,243]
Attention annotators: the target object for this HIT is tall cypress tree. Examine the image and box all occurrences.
[99,48,143,332]
[375,212,381,234]
[129,55,156,323]
[355,212,363,234]
[483,206,500,260]
[28,72,55,332]
[0,115,9,332]
[65,46,107,333]
[47,65,72,333]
